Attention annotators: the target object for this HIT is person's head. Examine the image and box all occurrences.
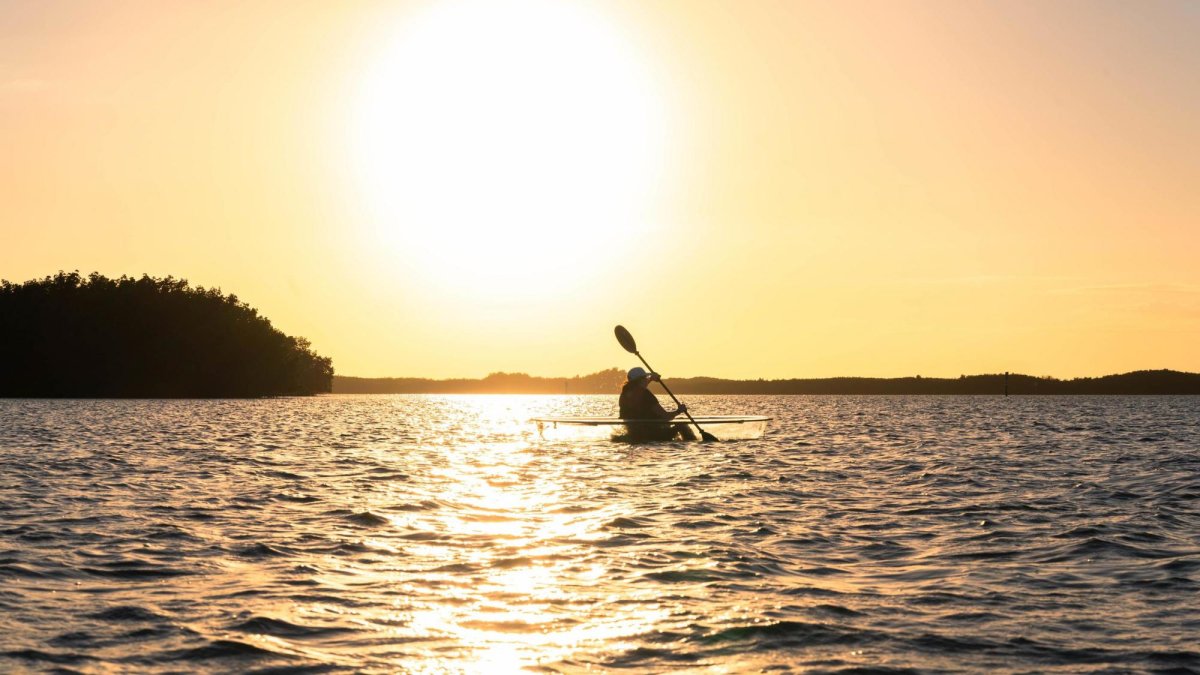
[627,367,651,387]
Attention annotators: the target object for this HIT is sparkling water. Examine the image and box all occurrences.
[2,395,1198,672]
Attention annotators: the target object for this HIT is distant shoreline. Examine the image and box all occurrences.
[334,369,1200,395]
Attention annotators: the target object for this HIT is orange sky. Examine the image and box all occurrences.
[3,1,1197,379]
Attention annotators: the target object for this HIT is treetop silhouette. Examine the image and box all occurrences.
[0,271,332,397]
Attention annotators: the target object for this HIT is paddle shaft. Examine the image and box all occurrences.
[629,350,714,440]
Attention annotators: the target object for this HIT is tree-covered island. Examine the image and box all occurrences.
[0,272,332,397]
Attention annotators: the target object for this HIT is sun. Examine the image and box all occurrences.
[348,0,668,302]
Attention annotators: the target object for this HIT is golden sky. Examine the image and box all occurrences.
[3,0,1197,379]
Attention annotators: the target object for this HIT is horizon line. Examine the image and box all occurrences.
[335,367,1198,382]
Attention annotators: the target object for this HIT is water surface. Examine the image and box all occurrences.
[2,395,1198,673]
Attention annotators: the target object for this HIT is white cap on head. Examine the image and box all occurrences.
[627,367,649,382]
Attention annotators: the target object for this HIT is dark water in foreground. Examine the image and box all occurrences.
[1,395,1198,674]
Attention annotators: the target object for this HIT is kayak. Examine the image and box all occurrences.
[531,415,770,442]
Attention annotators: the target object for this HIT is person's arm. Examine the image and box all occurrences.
[646,374,687,420]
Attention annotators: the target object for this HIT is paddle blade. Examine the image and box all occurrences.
[614,325,638,354]
[700,430,719,442]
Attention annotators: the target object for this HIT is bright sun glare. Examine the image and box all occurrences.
[350,0,667,301]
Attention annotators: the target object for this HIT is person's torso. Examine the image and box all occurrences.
[619,384,661,419]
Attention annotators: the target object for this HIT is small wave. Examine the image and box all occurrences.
[273,492,321,503]
[778,535,836,547]
[175,639,294,661]
[940,611,1005,623]
[48,630,96,647]
[809,603,863,618]
[388,500,440,512]
[489,556,532,569]
[235,543,294,559]
[1051,536,1168,561]
[461,512,518,523]
[550,504,596,513]
[859,540,916,560]
[641,568,725,583]
[3,648,94,665]
[795,564,850,577]
[89,605,165,622]
[81,562,192,579]
[399,530,444,541]
[673,519,723,530]
[700,619,872,648]
[123,626,178,640]
[365,466,409,479]
[1158,557,1200,573]
[945,548,1023,562]
[344,511,389,527]
[429,562,479,573]
[0,563,49,579]
[603,646,705,667]
[733,559,792,577]
[1051,524,1111,539]
[332,540,396,554]
[1141,649,1200,668]
[459,619,557,633]
[231,616,355,639]
[243,665,344,674]
[907,633,999,653]
[604,516,652,529]
[594,533,654,547]
[143,524,198,540]
[182,509,218,521]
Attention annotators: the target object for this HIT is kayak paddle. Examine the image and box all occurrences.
[614,325,718,442]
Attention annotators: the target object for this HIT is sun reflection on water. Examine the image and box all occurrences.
[359,396,669,671]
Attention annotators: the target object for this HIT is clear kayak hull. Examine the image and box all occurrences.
[531,415,770,441]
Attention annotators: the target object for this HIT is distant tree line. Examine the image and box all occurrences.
[336,368,627,394]
[664,371,1200,395]
[0,271,333,397]
[334,369,1200,395]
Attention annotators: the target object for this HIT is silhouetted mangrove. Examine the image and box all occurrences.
[334,369,1200,395]
[0,271,332,397]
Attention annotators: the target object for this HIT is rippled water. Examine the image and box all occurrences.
[2,395,1198,673]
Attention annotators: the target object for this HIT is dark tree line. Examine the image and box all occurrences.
[0,271,333,397]
[335,369,1200,395]
[664,371,1200,395]
[335,368,627,394]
